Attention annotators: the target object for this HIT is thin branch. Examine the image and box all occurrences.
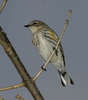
[0,0,7,14]
[0,83,24,91]
[16,94,24,100]
[0,10,72,92]
[33,9,72,81]
[0,27,44,100]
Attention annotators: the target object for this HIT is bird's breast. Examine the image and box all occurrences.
[38,34,51,61]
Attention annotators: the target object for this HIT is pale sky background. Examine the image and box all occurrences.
[0,0,88,100]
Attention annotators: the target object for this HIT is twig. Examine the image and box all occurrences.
[0,83,24,91]
[0,27,44,100]
[0,10,72,92]
[33,9,72,81]
[16,94,24,100]
[0,0,7,14]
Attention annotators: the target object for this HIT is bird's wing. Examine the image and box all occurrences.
[43,29,66,66]
[43,29,58,45]
[59,43,66,66]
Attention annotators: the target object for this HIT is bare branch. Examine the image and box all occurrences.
[0,83,24,91]
[0,27,44,100]
[0,0,7,14]
[33,9,72,81]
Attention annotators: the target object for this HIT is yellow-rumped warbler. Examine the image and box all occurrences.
[24,20,74,87]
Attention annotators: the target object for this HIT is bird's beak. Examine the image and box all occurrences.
[24,24,31,28]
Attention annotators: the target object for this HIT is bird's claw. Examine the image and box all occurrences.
[41,66,47,71]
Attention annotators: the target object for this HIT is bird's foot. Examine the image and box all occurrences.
[41,65,47,71]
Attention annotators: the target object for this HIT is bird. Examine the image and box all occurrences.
[24,20,74,87]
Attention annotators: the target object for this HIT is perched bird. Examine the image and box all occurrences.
[24,20,74,87]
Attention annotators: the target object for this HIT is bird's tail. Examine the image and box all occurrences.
[58,71,74,87]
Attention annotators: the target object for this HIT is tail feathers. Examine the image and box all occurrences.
[58,71,74,87]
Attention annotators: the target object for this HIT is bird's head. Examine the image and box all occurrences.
[24,20,48,33]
